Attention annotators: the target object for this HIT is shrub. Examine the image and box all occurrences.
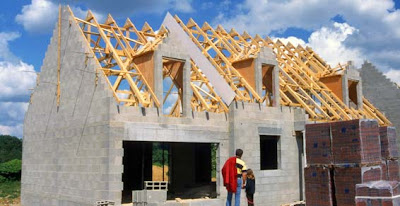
[0,159,22,181]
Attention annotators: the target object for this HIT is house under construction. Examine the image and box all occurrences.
[21,6,396,206]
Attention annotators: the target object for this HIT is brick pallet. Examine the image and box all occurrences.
[334,165,383,206]
[304,166,334,206]
[331,119,381,164]
[386,159,400,181]
[380,127,399,159]
[305,119,400,206]
[306,123,333,165]
[355,181,400,206]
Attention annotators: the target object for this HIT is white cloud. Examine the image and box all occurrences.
[71,7,105,23]
[307,22,363,67]
[0,61,37,102]
[0,32,36,138]
[16,0,194,33]
[15,0,58,34]
[0,102,28,138]
[215,0,400,72]
[273,36,306,47]
[172,0,194,13]
[15,0,105,33]
[272,23,363,68]
[0,124,24,138]
[384,69,400,85]
[0,32,21,63]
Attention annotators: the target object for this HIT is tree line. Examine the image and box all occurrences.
[0,135,22,183]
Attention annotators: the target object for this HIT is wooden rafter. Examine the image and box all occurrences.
[199,19,391,125]
[70,8,164,107]
[68,7,228,114]
[173,15,262,103]
[65,7,391,125]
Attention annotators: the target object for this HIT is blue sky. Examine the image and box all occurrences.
[1,0,400,137]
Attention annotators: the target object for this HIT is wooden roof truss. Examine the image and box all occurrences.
[205,23,390,125]
[65,7,391,125]
[69,7,227,114]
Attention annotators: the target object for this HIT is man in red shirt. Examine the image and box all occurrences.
[222,149,248,206]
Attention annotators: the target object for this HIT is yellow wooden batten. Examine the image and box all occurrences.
[65,6,391,125]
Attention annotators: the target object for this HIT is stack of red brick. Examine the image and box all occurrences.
[355,126,400,205]
[305,119,400,206]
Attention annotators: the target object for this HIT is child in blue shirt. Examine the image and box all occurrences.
[245,169,255,206]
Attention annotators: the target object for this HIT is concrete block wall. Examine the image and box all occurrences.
[22,6,306,206]
[229,102,304,206]
[110,105,230,204]
[361,62,400,149]
[22,7,116,206]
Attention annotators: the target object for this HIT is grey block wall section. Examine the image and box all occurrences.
[361,62,400,148]
[22,7,116,206]
[22,6,306,206]
[229,103,305,205]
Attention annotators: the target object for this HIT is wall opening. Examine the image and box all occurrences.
[122,141,153,203]
[260,135,280,170]
[296,131,305,200]
[262,64,274,106]
[348,79,359,108]
[162,58,185,117]
[122,141,217,204]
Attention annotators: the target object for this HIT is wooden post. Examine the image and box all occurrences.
[57,5,61,109]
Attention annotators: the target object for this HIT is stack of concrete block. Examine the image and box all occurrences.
[305,119,393,206]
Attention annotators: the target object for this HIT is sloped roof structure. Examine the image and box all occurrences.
[64,6,391,125]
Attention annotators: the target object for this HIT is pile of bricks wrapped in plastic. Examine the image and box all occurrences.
[305,119,400,206]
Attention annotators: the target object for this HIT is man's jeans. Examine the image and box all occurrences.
[226,178,242,206]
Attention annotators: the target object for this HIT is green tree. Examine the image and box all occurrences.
[0,159,22,181]
[0,135,22,163]
[152,143,168,167]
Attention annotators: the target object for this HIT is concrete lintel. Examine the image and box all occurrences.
[258,127,282,135]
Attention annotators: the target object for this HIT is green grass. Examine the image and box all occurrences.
[0,181,20,199]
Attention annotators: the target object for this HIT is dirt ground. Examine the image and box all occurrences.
[0,197,20,206]
[152,165,169,181]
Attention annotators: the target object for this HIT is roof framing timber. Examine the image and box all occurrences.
[64,6,391,126]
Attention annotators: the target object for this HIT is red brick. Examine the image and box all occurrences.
[331,119,381,164]
[380,126,399,159]
[305,166,334,206]
[387,160,400,181]
[356,181,400,206]
[306,123,333,165]
[334,165,383,206]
